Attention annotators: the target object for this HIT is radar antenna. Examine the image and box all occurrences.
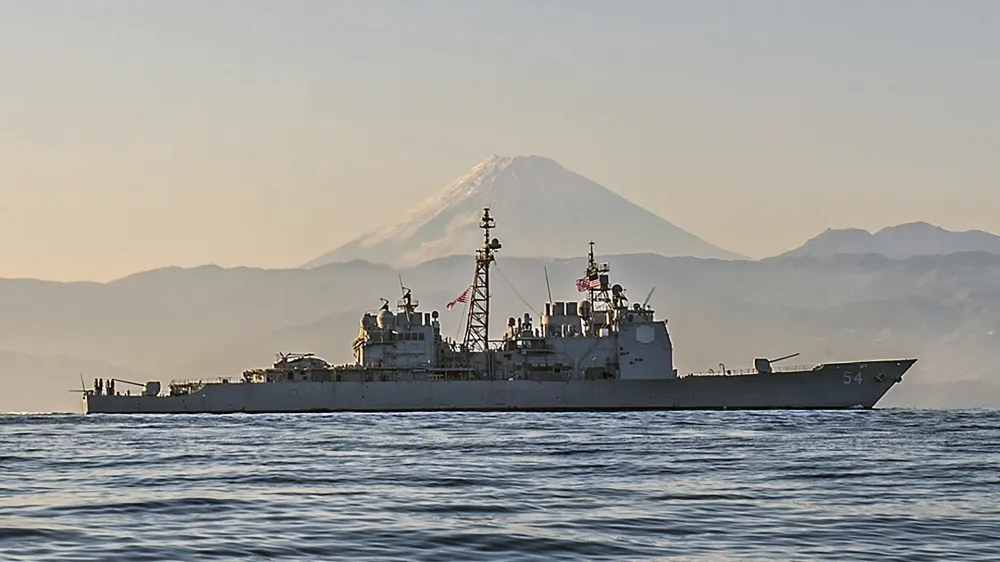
[397,273,417,318]
[463,208,501,360]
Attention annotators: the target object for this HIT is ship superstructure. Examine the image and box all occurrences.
[83,209,915,413]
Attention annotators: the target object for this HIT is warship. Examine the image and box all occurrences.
[83,209,915,414]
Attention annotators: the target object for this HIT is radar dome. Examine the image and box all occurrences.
[376,309,396,329]
[361,313,377,330]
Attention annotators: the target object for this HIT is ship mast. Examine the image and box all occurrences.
[463,208,501,357]
[397,273,417,324]
[586,241,598,308]
[587,241,612,318]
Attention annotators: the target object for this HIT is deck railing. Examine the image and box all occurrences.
[682,364,818,377]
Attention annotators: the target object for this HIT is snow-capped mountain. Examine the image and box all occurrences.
[304,155,742,268]
[774,222,1000,260]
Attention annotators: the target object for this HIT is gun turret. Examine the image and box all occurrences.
[754,353,800,374]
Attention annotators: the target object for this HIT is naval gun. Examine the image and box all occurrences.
[754,353,800,374]
[78,377,161,397]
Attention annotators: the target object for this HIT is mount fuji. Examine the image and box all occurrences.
[304,155,742,268]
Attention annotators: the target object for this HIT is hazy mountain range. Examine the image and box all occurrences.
[3,154,1000,413]
[3,251,999,413]
[775,222,1000,260]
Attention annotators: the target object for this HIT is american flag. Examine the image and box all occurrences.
[447,287,470,310]
[575,272,600,292]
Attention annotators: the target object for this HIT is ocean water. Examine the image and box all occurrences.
[1,411,998,561]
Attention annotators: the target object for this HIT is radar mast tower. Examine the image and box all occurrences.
[463,208,501,357]
[587,241,612,313]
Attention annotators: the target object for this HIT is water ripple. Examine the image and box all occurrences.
[1,410,998,560]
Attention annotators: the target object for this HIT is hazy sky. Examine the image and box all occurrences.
[2,0,997,281]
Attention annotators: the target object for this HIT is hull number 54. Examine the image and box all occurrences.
[843,373,863,384]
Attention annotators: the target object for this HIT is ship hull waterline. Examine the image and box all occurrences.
[84,359,914,414]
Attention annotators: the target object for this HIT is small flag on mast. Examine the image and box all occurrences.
[575,273,600,292]
[447,287,470,310]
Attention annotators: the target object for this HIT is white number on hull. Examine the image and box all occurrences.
[843,373,864,384]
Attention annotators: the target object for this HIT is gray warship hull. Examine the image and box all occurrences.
[84,359,914,414]
[77,210,918,415]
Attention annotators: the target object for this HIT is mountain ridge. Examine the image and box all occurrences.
[776,222,1000,260]
[304,154,744,268]
[3,249,999,413]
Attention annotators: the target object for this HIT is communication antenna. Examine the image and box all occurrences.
[642,286,656,308]
[68,373,87,394]
[397,273,415,319]
[543,266,553,304]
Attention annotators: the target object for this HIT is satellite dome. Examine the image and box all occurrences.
[376,309,396,329]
